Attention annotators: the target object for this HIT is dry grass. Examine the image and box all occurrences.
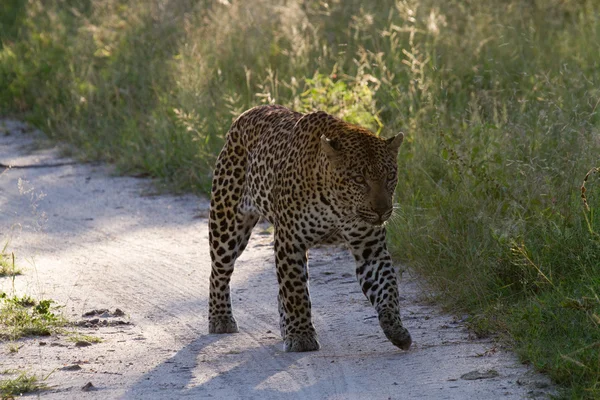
[0,244,20,278]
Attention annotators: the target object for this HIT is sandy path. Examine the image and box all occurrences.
[0,121,553,399]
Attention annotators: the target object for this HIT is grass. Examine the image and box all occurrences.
[67,333,102,344]
[0,370,48,399]
[1,244,67,341]
[0,244,21,278]
[0,293,68,341]
[1,0,599,397]
[6,344,19,354]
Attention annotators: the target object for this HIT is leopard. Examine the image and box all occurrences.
[208,104,412,352]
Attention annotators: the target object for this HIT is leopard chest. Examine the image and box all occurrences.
[272,183,346,247]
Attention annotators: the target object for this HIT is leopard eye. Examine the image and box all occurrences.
[352,175,366,185]
[387,172,397,182]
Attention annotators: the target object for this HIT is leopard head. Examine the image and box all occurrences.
[320,120,404,226]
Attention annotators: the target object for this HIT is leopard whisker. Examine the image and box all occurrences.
[385,211,404,229]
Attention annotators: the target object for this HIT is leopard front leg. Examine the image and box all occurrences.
[274,230,320,352]
[207,150,259,335]
[345,226,412,350]
[208,207,259,334]
[278,292,286,340]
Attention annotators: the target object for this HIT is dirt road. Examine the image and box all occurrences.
[0,121,553,399]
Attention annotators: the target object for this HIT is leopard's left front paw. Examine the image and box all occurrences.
[208,316,239,334]
[283,332,320,352]
[380,314,412,350]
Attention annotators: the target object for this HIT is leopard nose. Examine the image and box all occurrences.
[371,194,392,220]
[373,205,392,220]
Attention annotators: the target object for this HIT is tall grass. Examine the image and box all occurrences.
[1,0,600,396]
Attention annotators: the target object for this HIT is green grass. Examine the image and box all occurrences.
[1,0,600,397]
[67,333,102,344]
[0,371,48,399]
[0,293,67,341]
[0,244,21,278]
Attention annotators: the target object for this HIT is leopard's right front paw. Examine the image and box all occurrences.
[208,316,239,334]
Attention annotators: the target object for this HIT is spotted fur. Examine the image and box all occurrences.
[208,105,412,352]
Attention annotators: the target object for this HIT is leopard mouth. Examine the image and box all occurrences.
[357,210,392,226]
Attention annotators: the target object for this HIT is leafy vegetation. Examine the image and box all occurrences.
[0,293,67,341]
[1,0,599,397]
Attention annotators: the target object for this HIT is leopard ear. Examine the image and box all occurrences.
[386,133,404,153]
[294,110,342,158]
[320,135,341,158]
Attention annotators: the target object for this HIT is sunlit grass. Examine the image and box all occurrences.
[0,371,48,398]
[0,244,20,278]
[0,293,67,341]
[66,333,102,344]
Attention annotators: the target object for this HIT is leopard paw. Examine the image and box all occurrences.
[380,315,412,350]
[209,316,239,334]
[283,333,320,352]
